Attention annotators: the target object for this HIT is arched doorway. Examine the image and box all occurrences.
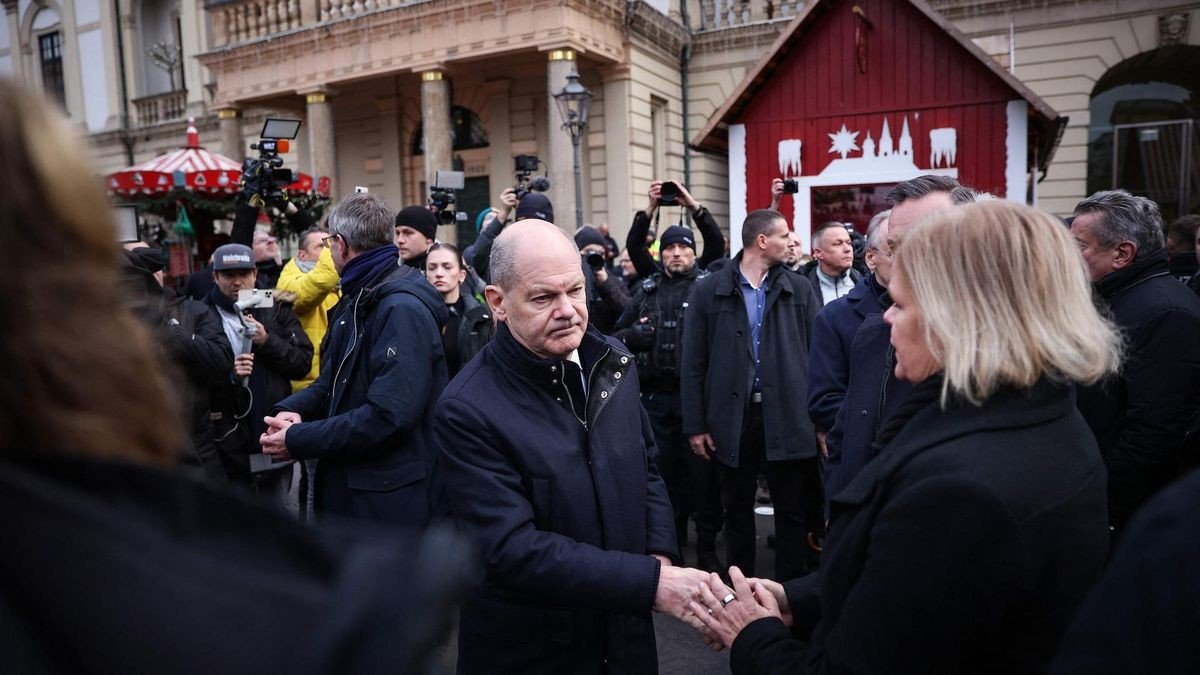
[1088,46,1200,221]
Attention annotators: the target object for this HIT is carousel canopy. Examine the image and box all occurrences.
[106,118,319,197]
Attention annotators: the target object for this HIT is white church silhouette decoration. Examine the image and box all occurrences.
[774,115,959,235]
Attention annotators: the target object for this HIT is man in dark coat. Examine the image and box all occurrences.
[820,176,974,505]
[434,220,709,673]
[807,211,889,504]
[681,209,824,581]
[1071,190,1200,534]
[262,194,449,526]
[205,243,313,500]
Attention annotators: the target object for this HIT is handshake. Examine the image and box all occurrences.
[652,558,792,652]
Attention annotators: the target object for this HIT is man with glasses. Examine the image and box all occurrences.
[820,176,974,506]
[262,193,449,526]
[275,227,340,392]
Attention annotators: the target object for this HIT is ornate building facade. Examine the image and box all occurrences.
[1,0,1197,245]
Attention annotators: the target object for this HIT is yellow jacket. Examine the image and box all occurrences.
[275,246,340,391]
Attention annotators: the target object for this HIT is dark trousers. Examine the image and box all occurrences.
[643,389,722,554]
[716,402,822,581]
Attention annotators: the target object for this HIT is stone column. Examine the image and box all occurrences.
[421,69,454,243]
[303,88,338,199]
[546,48,578,234]
[420,69,452,195]
[602,64,633,241]
[3,1,25,84]
[485,79,513,202]
[216,107,243,159]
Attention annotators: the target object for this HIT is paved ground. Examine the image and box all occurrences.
[654,511,777,674]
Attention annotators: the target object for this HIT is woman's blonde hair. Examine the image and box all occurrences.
[894,199,1122,406]
[0,78,180,463]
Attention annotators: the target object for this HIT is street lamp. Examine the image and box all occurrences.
[553,70,592,231]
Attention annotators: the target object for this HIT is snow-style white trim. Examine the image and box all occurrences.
[730,123,747,255]
[1006,100,1028,203]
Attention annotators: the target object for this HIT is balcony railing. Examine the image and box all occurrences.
[207,0,433,48]
[132,90,188,125]
[694,0,804,31]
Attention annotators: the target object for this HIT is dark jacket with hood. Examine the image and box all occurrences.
[205,287,312,479]
[1076,249,1200,531]
[274,250,449,526]
[731,378,1109,675]
[434,323,676,674]
[680,254,822,467]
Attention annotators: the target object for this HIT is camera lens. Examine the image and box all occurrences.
[586,252,604,270]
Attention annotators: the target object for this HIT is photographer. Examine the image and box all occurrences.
[614,182,725,570]
[626,181,724,279]
[467,182,551,282]
[576,225,630,334]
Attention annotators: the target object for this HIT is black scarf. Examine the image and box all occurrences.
[206,284,238,314]
[1094,249,1170,300]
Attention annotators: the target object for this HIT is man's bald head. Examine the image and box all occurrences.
[490,220,579,291]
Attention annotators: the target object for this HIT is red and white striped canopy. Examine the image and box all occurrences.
[106,118,320,197]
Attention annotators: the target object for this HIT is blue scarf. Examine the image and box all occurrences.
[340,244,400,298]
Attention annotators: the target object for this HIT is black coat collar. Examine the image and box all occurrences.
[713,252,795,298]
[1095,249,1170,300]
[832,378,1076,508]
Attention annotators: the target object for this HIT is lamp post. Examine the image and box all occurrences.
[553,70,592,231]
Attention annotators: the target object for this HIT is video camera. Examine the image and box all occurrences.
[241,118,302,207]
[430,170,466,226]
[659,181,681,206]
[513,155,547,200]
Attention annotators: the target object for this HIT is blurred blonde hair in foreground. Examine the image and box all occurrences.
[0,78,180,463]
[895,199,1123,406]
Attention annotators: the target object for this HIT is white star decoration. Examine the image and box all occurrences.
[827,124,860,160]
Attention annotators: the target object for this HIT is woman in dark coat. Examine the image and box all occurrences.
[425,242,494,377]
[688,200,1123,674]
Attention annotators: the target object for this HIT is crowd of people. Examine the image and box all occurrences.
[9,74,1200,673]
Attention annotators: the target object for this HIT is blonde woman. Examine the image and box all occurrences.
[692,200,1122,674]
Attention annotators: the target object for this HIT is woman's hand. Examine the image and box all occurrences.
[686,566,782,650]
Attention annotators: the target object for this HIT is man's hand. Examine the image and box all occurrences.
[770,178,784,211]
[233,353,255,378]
[676,183,699,211]
[689,433,716,460]
[260,413,298,461]
[594,264,609,284]
[652,563,711,620]
[646,181,662,214]
[244,314,268,346]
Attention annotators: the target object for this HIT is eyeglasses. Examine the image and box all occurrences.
[322,234,341,249]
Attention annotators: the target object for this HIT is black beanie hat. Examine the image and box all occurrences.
[515,192,555,224]
[395,205,438,241]
[659,225,696,251]
[574,226,606,251]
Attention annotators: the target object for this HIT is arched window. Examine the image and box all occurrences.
[411,105,489,155]
[1088,46,1200,220]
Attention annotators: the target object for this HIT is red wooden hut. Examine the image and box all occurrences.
[693,0,1065,251]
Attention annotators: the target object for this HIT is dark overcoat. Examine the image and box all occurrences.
[274,264,448,525]
[729,380,1110,675]
[1076,250,1200,530]
[434,324,677,674]
[680,255,821,467]
[806,274,882,432]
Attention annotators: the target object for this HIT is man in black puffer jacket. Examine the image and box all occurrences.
[1072,189,1200,535]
